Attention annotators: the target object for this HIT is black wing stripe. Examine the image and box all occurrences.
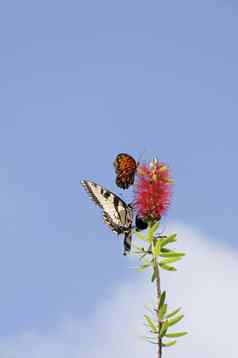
[103,212,124,234]
[81,180,134,255]
[113,194,131,227]
[113,195,120,219]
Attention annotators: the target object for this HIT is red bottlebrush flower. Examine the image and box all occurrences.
[134,158,173,223]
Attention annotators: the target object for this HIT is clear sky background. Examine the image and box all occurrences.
[0,0,238,356]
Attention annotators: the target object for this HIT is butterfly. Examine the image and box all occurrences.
[81,180,134,255]
[113,153,137,189]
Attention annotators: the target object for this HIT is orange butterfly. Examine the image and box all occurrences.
[113,153,138,189]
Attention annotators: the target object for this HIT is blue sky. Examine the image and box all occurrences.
[0,0,238,352]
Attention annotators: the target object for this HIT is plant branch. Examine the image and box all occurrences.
[153,239,162,358]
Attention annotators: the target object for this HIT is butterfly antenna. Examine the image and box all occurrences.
[137,148,147,165]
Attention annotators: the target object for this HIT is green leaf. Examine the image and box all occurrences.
[167,314,184,327]
[150,221,160,233]
[144,315,158,334]
[139,252,148,261]
[152,239,161,257]
[159,291,166,309]
[134,231,146,241]
[146,244,152,255]
[142,337,158,345]
[133,246,146,256]
[137,262,152,272]
[160,251,186,258]
[160,320,169,337]
[158,303,168,321]
[161,248,172,253]
[164,308,181,319]
[137,259,153,271]
[159,257,182,265]
[165,331,188,338]
[133,246,143,253]
[160,234,177,247]
[141,264,151,269]
[146,222,160,242]
[159,263,177,271]
[151,269,156,282]
[143,258,152,265]
[162,340,177,347]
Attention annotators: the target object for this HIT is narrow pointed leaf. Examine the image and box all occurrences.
[139,252,149,261]
[137,261,152,272]
[141,335,157,342]
[165,331,188,338]
[152,239,161,257]
[141,263,151,269]
[160,320,169,337]
[162,340,177,347]
[146,222,160,242]
[160,234,177,247]
[134,231,146,241]
[159,263,177,271]
[144,337,158,345]
[158,303,168,321]
[138,262,152,272]
[150,221,160,234]
[159,291,166,309]
[161,248,172,253]
[151,269,156,282]
[165,308,181,319]
[160,257,182,265]
[145,244,152,255]
[144,315,158,333]
[143,258,152,266]
[167,314,184,327]
[160,251,186,258]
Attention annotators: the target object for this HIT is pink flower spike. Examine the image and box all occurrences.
[134,158,173,223]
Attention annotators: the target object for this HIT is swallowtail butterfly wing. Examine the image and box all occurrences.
[81,180,134,255]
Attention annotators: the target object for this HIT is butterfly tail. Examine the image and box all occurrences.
[123,231,132,256]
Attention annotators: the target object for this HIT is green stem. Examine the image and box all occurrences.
[153,240,162,358]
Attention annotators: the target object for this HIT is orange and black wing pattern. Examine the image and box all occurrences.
[113,153,137,189]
